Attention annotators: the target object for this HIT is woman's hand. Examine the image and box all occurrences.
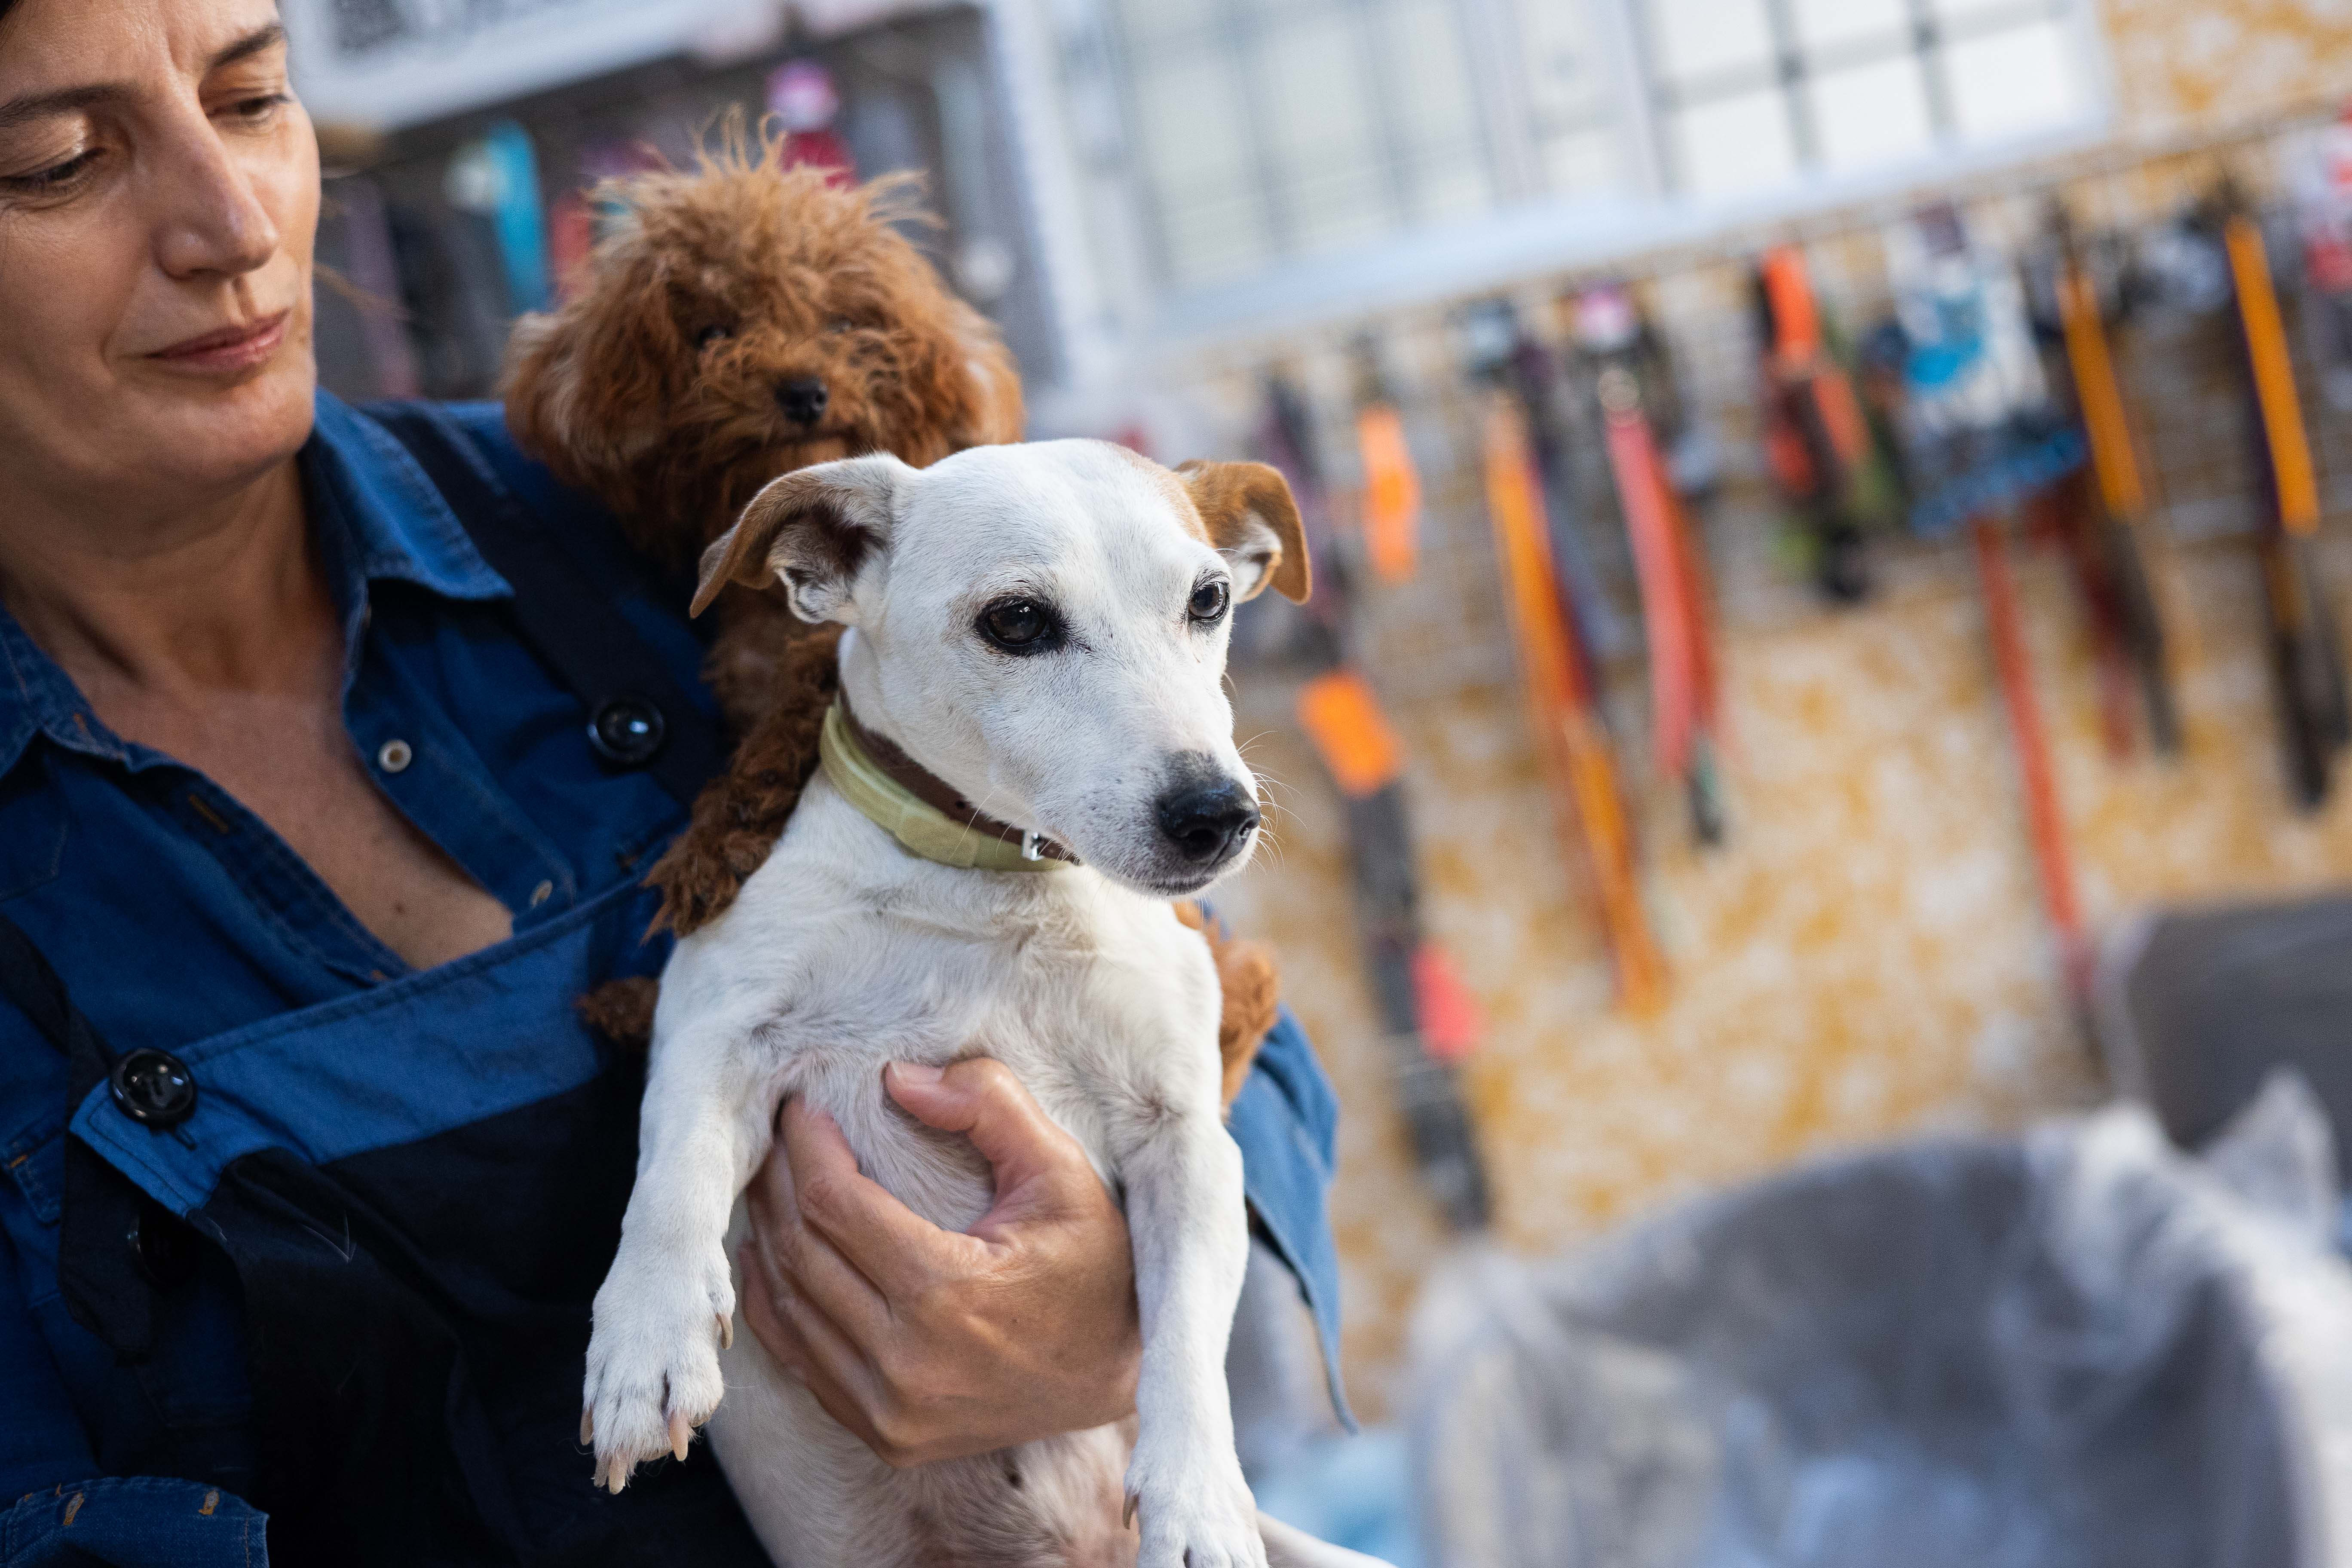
[737,1059,1142,1468]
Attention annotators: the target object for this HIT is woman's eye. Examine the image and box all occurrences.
[1188,580,1230,623]
[228,92,291,123]
[979,598,1057,652]
[695,324,733,350]
[3,148,98,192]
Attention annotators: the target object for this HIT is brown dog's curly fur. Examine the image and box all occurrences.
[506,129,1276,1097]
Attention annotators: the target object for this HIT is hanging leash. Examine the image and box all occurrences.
[2220,195,2352,808]
[1481,387,1666,1014]
[1261,373,1490,1232]
[2053,219,2182,756]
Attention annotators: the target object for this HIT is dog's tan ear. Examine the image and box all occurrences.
[691,454,907,623]
[1176,461,1311,605]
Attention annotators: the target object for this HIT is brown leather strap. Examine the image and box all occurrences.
[837,697,1080,864]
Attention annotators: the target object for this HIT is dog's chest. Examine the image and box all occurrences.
[744,858,1224,1233]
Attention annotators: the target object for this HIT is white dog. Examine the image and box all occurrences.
[581,439,1381,1568]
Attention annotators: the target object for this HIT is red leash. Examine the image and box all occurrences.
[1970,517,2093,1009]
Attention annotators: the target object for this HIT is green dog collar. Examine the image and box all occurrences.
[818,703,1072,874]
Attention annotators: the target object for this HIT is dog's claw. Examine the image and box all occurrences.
[1123,1490,1140,1530]
[604,1458,628,1495]
[579,1408,594,1446]
[669,1408,693,1462]
[717,1311,733,1351]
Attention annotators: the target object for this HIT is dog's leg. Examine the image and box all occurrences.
[1117,1106,1264,1568]
[583,1018,774,1492]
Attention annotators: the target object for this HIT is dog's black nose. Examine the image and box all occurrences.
[1155,781,1259,866]
[776,377,829,426]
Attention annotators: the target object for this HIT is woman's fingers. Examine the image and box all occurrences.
[882,1059,1095,1228]
[778,1096,979,1295]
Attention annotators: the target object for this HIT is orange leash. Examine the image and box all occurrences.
[1484,392,1665,1012]
[2226,215,2322,537]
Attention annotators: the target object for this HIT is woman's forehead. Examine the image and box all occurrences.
[0,0,285,103]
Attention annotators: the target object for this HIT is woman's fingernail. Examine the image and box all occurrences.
[889,1061,944,1086]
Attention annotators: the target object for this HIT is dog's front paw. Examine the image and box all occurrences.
[1125,1453,1267,1568]
[581,1246,736,1493]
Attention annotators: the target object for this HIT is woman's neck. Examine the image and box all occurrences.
[0,457,337,708]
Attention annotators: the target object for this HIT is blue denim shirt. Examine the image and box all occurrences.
[0,393,1345,1566]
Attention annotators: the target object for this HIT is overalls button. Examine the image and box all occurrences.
[588,696,666,766]
[110,1048,198,1128]
[377,738,414,773]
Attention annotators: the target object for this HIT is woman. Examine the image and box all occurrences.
[0,4,1346,1564]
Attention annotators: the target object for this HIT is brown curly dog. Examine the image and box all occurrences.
[503,132,1278,1100]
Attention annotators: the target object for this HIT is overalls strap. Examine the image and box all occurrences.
[362,400,725,810]
[0,910,193,1360]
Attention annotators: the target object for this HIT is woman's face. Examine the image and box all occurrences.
[0,0,318,521]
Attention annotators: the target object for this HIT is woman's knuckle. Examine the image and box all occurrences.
[960,1057,1016,1095]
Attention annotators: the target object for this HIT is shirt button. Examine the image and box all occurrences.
[530,880,554,908]
[110,1048,198,1128]
[377,738,414,774]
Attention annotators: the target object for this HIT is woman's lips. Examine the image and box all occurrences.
[148,311,291,373]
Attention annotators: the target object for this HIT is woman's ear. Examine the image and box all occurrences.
[1176,460,1311,604]
[692,454,909,623]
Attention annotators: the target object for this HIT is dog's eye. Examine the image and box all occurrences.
[1188,580,1230,624]
[978,597,1060,654]
[695,323,733,350]
[827,317,856,335]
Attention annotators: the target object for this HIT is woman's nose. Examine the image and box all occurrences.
[154,124,284,282]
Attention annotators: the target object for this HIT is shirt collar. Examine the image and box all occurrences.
[0,391,514,779]
[307,390,512,605]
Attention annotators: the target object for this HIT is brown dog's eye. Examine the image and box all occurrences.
[695,324,733,350]
[827,317,856,335]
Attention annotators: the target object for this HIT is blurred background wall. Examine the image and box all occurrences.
[288,0,2352,1421]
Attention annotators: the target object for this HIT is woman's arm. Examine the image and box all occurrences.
[735,1011,1348,1465]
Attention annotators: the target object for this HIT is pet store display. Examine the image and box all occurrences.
[2217,182,2352,809]
[1571,285,1727,849]
[2045,203,2183,758]
[1753,244,1886,604]
[1884,203,2096,1019]
[1260,375,1492,1234]
[1352,341,1426,588]
[1470,328,1667,1015]
[308,6,1047,406]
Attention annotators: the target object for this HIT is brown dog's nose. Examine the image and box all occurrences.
[775,377,829,426]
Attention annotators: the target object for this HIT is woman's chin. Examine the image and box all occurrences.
[126,352,319,490]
